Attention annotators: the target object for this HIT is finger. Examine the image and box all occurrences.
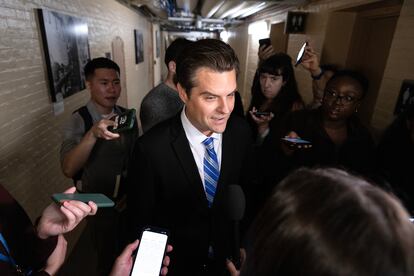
[102,130,120,140]
[88,201,98,215]
[62,201,85,224]
[160,267,168,276]
[119,239,140,260]
[63,186,76,194]
[166,244,173,253]
[59,204,77,229]
[226,259,238,274]
[64,200,92,218]
[162,255,170,266]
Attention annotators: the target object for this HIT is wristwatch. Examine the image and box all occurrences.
[311,68,324,80]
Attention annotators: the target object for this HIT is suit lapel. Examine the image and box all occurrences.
[170,116,209,207]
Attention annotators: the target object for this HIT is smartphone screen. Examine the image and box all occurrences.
[131,228,169,276]
[295,42,307,66]
[281,137,312,144]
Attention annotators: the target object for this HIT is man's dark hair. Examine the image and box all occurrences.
[175,39,239,95]
[327,69,369,98]
[164,38,193,67]
[242,168,414,276]
[84,57,120,80]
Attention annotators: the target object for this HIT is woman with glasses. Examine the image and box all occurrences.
[252,70,376,213]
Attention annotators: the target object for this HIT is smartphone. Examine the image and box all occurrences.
[253,111,271,117]
[281,137,312,148]
[130,227,169,276]
[109,108,136,133]
[51,193,115,208]
[295,41,308,66]
[259,38,271,48]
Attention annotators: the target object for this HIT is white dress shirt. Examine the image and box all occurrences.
[180,108,222,192]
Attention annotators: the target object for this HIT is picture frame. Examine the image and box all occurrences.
[394,80,414,115]
[155,30,161,58]
[285,11,307,34]
[37,9,90,102]
[134,29,144,64]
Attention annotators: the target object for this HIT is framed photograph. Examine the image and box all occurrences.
[285,11,307,34]
[37,9,90,102]
[394,80,414,115]
[134,29,144,64]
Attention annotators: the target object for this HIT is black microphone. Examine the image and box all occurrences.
[227,184,246,270]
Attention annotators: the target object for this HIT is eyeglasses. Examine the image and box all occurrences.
[324,90,360,105]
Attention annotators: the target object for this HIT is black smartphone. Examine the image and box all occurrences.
[51,193,115,208]
[253,111,271,117]
[130,226,169,276]
[295,41,308,66]
[109,108,136,133]
[259,38,271,48]
[281,137,312,148]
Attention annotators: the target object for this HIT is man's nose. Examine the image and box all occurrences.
[218,98,231,114]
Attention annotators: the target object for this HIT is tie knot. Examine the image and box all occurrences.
[202,137,214,150]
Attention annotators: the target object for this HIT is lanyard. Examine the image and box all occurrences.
[0,232,31,275]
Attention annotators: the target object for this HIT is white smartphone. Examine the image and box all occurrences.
[295,41,308,66]
[130,227,169,276]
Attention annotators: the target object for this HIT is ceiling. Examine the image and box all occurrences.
[120,0,308,32]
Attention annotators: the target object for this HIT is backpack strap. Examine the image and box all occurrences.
[76,106,93,133]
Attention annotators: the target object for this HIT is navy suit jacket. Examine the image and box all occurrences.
[127,112,252,275]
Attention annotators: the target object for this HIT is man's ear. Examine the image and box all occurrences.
[168,61,176,73]
[177,83,188,103]
[85,80,91,90]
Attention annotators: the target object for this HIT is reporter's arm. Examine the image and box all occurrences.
[61,118,119,178]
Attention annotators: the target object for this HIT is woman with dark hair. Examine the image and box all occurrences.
[228,168,414,276]
[247,53,304,144]
[258,70,375,188]
[377,105,414,213]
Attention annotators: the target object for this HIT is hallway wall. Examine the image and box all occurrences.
[0,0,151,221]
[228,0,413,131]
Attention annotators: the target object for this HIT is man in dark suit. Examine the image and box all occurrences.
[127,39,252,275]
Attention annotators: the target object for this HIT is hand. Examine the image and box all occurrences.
[281,131,312,155]
[37,187,98,239]
[258,45,275,62]
[249,107,274,135]
[226,248,246,276]
[110,240,173,276]
[300,44,321,76]
[90,119,120,140]
[43,234,67,276]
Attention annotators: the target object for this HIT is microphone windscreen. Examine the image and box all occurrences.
[227,185,246,221]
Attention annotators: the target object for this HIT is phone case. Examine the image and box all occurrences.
[51,193,115,207]
[110,108,136,133]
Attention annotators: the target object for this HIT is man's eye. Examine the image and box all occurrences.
[113,81,121,85]
[328,91,337,97]
[206,96,216,100]
[101,82,108,85]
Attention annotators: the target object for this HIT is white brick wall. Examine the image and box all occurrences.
[0,0,151,225]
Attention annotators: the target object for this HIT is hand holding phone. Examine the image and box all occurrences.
[52,193,115,208]
[109,108,136,133]
[281,137,312,149]
[130,227,169,276]
[259,38,271,48]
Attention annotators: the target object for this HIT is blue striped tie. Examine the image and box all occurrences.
[202,137,219,207]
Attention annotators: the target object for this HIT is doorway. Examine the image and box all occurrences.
[345,2,401,126]
[112,36,128,107]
